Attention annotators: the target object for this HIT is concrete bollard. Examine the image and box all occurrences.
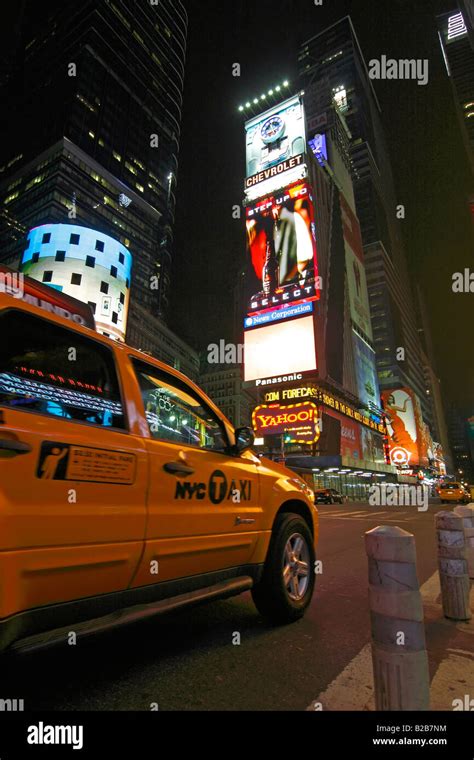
[365,525,430,711]
[454,505,474,580]
[436,511,472,621]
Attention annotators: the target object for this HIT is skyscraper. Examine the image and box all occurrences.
[298,16,435,429]
[437,2,474,176]
[0,0,187,326]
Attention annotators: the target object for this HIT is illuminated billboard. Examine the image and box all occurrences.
[245,95,307,201]
[381,388,427,468]
[308,133,328,166]
[444,11,468,42]
[252,402,321,444]
[361,427,386,465]
[245,182,320,317]
[352,333,380,411]
[340,193,373,341]
[325,408,362,460]
[0,263,96,329]
[22,224,132,342]
[244,315,317,383]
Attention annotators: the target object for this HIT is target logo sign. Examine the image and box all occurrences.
[390,447,412,467]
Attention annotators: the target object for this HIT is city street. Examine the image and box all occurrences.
[0,1,472,752]
[2,499,461,713]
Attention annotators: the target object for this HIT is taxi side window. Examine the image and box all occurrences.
[0,310,125,429]
[133,360,228,453]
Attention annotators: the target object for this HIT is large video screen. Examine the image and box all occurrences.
[245,95,307,200]
[22,224,132,343]
[352,333,381,411]
[340,193,373,341]
[244,315,317,383]
[245,183,320,318]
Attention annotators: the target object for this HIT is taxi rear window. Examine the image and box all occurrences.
[0,310,125,429]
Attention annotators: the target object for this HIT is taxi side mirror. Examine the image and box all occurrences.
[233,427,255,456]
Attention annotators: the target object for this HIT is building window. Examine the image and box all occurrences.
[95,240,105,252]
[112,312,118,325]
[71,273,82,286]
[100,282,109,295]
[42,271,53,283]
[86,256,96,268]
[32,253,40,263]
[88,302,97,314]
[120,292,125,305]
[55,251,66,262]
[70,234,80,245]
[42,233,51,244]
[119,253,125,265]
[0,310,125,429]
[110,266,117,278]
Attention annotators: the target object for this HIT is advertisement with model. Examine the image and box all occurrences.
[245,182,320,318]
[381,387,429,468]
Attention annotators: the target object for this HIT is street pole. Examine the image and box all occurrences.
[365,526,430,711]
[436,511,472,620]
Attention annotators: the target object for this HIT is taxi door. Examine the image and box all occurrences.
[0,305,148,620]
[129,359,263,588]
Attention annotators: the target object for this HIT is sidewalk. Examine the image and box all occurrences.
[307,573,474,711]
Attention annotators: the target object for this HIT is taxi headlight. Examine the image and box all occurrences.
[291,478,315,503]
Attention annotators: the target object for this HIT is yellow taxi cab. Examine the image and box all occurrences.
[437,482,471,505]
[0,289,318,653]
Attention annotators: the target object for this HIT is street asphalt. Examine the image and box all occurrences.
[1,499,466,711]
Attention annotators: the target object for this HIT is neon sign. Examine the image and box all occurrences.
[252,402,321,444]
[447,12,467,40]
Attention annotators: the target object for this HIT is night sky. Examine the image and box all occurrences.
[172,0,474,408]
[1,1,472,408]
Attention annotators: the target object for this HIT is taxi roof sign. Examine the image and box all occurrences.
[0,264,96,330]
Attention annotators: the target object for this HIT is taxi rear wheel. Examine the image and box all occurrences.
[252,513,315,624]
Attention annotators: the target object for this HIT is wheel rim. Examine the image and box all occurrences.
[283,533,311,601]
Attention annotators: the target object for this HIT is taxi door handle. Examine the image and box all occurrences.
[163,461,195,476]
[0,438,32,455]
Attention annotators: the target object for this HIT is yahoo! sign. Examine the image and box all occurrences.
[252,402,321,444]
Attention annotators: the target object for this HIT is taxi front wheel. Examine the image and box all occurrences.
[252,513,315,624]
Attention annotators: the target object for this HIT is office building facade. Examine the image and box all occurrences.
[437,3,474,176]
[298,16,437,429]
[1,0,187,329]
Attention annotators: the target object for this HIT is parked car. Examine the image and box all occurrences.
[314,488,345,505]
[0,292,319,654]
[437,482,471,505]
